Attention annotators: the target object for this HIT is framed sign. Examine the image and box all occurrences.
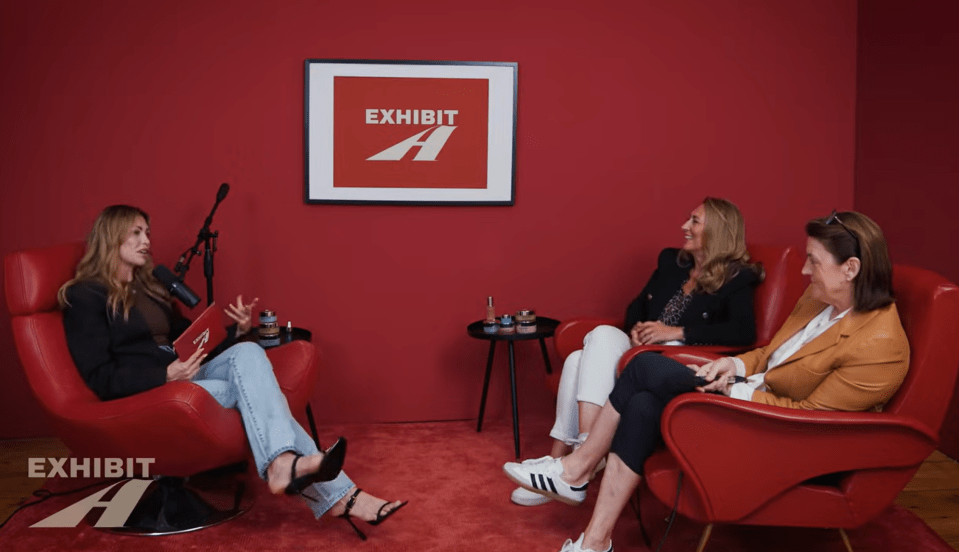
[305,59,518,205]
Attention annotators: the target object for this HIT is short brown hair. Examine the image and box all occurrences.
[805,211,893,312]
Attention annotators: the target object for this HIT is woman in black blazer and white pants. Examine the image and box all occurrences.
[511,197,762,507]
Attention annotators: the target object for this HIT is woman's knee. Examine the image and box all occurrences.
[584,325,630,349]
[226,342,271,371]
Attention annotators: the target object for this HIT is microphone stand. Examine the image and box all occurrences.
[175,184,228,307]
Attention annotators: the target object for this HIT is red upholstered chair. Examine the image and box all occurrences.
[550,244,805,392]
[637,265,959,552]
[4,242,321,533]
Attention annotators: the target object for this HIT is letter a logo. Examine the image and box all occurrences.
[31,479,153,528]
[367,125,457,161]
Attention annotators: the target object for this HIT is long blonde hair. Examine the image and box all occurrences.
[679,197,762,293]
[58,205,171,319]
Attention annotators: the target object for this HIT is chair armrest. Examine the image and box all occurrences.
[266,340,321,414]
[554,317,619,360]
[54,381,249,476]
[656,394,938,522]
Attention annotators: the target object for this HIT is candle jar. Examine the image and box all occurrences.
[498,314,515,335]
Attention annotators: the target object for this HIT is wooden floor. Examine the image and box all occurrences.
[0,439,957,549]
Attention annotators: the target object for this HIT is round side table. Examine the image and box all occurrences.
[467,316,560,458]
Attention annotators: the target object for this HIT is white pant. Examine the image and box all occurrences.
[549,325,632,445]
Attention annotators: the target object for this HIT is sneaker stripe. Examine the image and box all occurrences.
[537,474,547,490]
[546,477,558,494]
[529,474,539,489]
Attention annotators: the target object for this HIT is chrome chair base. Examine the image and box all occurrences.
[103,467,253,536]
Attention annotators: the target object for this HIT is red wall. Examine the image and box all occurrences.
[0,0,857,437]
[854,0,959,456]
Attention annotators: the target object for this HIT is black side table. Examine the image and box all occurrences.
[467,316,560,458]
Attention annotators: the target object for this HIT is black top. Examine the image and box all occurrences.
[623,248,760,346]
[62,280,237,400]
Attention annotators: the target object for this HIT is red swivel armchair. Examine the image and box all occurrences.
[550,244,806,392]
[4,242,321,534]
[637,265,959,551]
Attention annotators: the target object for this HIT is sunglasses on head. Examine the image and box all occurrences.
[825,210,861,258]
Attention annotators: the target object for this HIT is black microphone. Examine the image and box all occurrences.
[153,264,201,308]
[203,183,230,231]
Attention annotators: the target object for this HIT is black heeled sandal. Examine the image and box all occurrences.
[339,487,408,541]
[284,437,347,496]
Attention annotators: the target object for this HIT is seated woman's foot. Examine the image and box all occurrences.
[329,487,405,523]
[266,451,324,495]
[560,533,612,552]
[503,456,588,506]
[511,486,552,506]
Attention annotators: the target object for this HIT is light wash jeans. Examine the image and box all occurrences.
[192,341,354,517]
[550,325,631,445]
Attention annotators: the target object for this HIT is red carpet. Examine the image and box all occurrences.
[0,416,952,551]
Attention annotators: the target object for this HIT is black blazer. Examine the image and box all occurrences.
[62,280,236,400]
[623,248,760,346]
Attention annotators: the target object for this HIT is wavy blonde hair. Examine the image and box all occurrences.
[58,205,170,319]
[679,197,762,293]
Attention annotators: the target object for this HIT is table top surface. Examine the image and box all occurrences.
[466,316,560,341]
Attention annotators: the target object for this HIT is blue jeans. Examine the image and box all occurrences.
[192,342,354,517]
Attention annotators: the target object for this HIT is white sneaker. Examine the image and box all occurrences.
[510,486,552,506]
[503,456,587,506]
[559,533,613,552]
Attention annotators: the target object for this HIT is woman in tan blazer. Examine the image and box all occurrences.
[503,211,909,552]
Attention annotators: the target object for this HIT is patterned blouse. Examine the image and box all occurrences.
[657,281,693,327]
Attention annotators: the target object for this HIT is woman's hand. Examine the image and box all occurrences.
[166,347,206,382]
[630,321,684,346]
[693,357,737,393]
[225,295,259,336]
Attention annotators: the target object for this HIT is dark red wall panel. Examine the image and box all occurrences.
[855,0,959,458]
[0,0,856,437]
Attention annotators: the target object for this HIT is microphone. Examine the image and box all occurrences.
[202,183,230,231]
[153,264,201,308]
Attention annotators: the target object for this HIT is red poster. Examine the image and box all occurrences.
[332,77,489,189]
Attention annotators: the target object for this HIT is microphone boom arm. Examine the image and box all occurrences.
[173,183,229,306]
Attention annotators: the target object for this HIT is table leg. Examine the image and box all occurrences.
[538,337,553,374]
[476,340,497,432]
[509,341,521,458]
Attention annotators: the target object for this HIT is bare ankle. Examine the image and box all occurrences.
[559,456,588,486]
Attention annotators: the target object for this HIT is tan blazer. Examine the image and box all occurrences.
[735,287,909,411]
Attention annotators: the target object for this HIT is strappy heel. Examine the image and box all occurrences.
[369,498,408,525]
[339,487,408,540]
[284,437,347,496]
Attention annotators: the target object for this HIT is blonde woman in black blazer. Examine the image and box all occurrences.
[510,198,762,507]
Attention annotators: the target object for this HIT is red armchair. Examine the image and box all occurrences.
[640,265,959,551]
[4,242,321,533]
[551,244,805,391]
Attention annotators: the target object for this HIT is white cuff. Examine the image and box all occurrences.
[732,357,746,378]
[729,382,754,402]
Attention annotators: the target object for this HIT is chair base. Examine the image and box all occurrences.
[103,469,253,536]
